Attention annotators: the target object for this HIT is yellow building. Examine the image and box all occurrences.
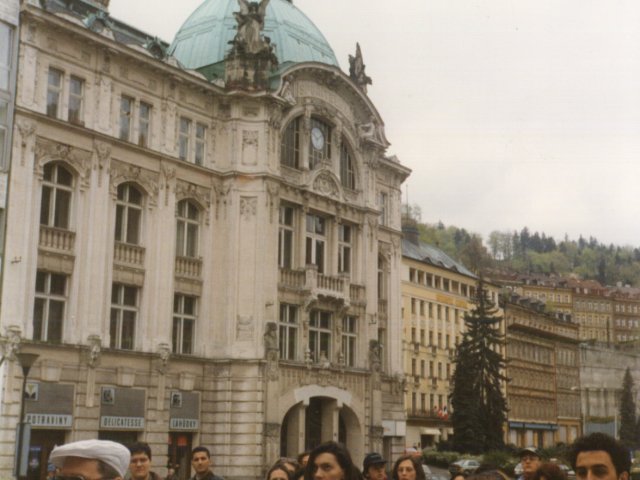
[401,226,502,448]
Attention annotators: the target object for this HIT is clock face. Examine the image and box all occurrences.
[311,127,325,151]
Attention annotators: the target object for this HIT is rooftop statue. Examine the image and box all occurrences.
[349,43,372,94]
[232,0,271,55]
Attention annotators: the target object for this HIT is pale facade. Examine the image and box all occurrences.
[503,294,581,447]
[0,1,410,479]
[400,229,502,448]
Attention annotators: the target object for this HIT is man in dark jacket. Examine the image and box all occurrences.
[129,443,162,480]
[190,446,224,480]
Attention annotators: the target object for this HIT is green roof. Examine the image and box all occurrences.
[168,0,339,70]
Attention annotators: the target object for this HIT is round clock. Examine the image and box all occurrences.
[311,127,325,150]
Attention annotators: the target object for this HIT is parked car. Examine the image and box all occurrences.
[449,459,481,476]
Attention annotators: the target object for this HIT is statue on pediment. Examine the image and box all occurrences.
[232,0,271,55]
[349,43,372,94]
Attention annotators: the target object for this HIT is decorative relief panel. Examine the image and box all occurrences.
[311,170,341,200]
[35,138,92,190]
[240,197,257,221]
[109,161,159,208]
[242,130,259,166]
[176,180,212,225]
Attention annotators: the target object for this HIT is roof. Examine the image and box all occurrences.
[402,239,476,279]
[168,0,339,71]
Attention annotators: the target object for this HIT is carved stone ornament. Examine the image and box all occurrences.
[35,138,92,190]
[240,197,257,220]
[311,170,341,200]
[109,161,159,208]
[212,179,232,219]
[87,334,102,368]
[17,120,36,166]
[236,315,254,341]
[349,43,372,94]
[156,342,171,374]
[0,326,22,360]
[93,140,111,180]
[280,79,296,105]
[160,162,177,206]
[176,181,212,225]
[266,182,280,223]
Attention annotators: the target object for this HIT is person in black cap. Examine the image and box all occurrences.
[363,453,388,480]
[518,447,541,480]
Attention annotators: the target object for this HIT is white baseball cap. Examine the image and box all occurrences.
[49,440,131,478]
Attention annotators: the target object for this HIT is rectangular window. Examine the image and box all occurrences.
[68,76,84,125]
[305,214,326,274]
[178,117,191,161]
[0,99,8,168]
[33,271,66,343]
[278,205,294,269]
[338,224,352,274]
[173,294,196,355]
[341,316,357,367]
[110,284,138,350]
[119,96,133,141]
[279,304,298,360]
[138,102,152,148]
[47,68,63,118]
[421,393,426,412]
[420,359,426,377]
[0,23,12,91]
[195,122,206,165]
[378,192,388,226]
[309,310,331,362]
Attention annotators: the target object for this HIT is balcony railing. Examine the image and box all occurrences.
[39,226,75,253]
[317,273,344,292]
[279,267,367,306]
[279,268,306,288]
[114,242,145,267]
[175,256,202,278]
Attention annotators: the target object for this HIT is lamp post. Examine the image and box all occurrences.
[15,352,39,480]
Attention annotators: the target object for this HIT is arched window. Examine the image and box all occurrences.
[176,200,199,258]
[281,117,301,169]
[40,163,73,229]
[308,117,331,169]
[115,183,143,245]
[340,142,355,190]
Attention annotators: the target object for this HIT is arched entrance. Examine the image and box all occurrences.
[280,396,362,459]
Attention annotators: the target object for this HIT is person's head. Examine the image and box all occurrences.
[298,452,311,469]
[128,443,152,480]
[304,442,361,480]
[363,453,388,480]
[49,439,131,480]
[267,464,294,480]
[532,463,567,480]
[451,474,466,480]
[520,448,542,479]
[391,455,426,480]
[276,459,300,474]
[569,433,630,480]
[466,471,510,480]
[191,446,212,476]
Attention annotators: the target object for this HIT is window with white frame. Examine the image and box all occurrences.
[46,68,63,118]
[138,102,152,148]
[40,163,73,229]
[378,191,388,226]
[279,303,298,360]
[340,143,355,189]
[280,117,301,169]
[0,22,12,92]
[33,271,66,343]
[309,310,332,362]
[305,213,326,273]
[178,116,207,165]
[176,200,199,258]
[341,315,357,367]
[338,224,352,274]
[68,76,84,125]
[173,294,196,354]
[278,205,294,269]
[308,117,331,169]
[115,183,143,245]
[110,283,138,350]
[119,96,134,141]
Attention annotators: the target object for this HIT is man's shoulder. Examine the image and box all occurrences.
[212,475,224,480]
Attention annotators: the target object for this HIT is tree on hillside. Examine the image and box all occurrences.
[619,367,637,448]
[450,278,508,453]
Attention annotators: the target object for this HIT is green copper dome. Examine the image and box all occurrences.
[168,0,339,70]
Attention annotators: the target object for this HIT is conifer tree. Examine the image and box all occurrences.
[618,367,637,448]
[450,278,508,453]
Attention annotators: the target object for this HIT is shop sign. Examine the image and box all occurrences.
[25,414,72,428]
[169,418,199,431]
[100,416,145,430]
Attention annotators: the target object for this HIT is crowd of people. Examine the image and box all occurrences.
[45,432,632,480]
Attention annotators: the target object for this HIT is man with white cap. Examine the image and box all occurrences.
[49,439,130,480]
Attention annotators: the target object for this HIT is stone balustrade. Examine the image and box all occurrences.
[39,226,75,252]
[114,242,145,267]
[175,256,203,278]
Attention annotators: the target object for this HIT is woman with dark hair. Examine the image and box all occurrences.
[391,455,426,480]
[304,442,363,480]
[266,464,294,480]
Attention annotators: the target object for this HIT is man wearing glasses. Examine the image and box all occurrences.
[518,447,541,480]
[49,439,130,480]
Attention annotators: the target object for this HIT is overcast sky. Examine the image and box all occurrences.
[110,0,640,247]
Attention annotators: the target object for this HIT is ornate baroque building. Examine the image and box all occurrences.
[400,226,503,448]
[503,293,581,447]
[0,1,411,479]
